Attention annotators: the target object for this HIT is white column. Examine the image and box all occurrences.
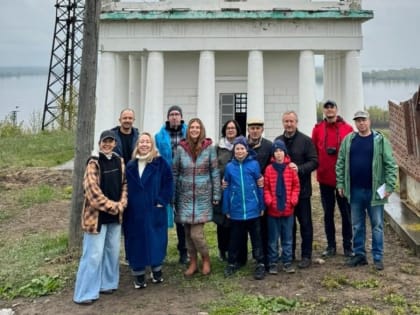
[298,50,317,136]
[143,51,164,134]
[115,54,129,112]
[324,51,343,105]
[128,53,142,130]
[247,50,265,122]
[343,50,364,124]
[95,51,116,143]
[197,51,216,141]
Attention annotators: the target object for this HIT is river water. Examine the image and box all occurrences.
[0,74,418,126]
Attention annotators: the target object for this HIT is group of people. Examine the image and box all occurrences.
[73,102,397,305]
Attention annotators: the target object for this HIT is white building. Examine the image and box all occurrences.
[95,0,372,140]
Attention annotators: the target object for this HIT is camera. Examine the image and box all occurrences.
[326,147,337,155]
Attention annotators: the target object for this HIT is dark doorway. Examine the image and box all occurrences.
[219,93,247,136]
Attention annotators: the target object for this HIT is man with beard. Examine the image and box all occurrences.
[155,105,189,265]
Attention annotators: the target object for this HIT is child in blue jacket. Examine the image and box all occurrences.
[222,136,265,280]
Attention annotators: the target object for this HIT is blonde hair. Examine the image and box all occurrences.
[131,132,159,163]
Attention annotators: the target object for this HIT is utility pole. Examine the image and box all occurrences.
[69,0,101,248]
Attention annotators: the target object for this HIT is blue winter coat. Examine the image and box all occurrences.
[154,122,187,228]
[125,156,173,270]
[222,151,264,221]
[173,138,220,224]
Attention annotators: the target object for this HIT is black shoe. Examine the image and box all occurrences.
[134,274,147,289]
[298,257,312,269]
[346,254,368,267]
[151,270,164,283]
[282,263,296,274]
[268,263,278,275]
[321,247,336,258]
[374,260,384,271]
[179,253,189,265]
[254,263,265,280]
[344,249,354,257]
[224,264,237,277]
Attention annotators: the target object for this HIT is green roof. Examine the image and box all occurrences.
[101,10,373,21]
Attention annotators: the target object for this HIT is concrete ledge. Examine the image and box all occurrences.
[385,193,420,256]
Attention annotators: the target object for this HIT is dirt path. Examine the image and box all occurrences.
[1,169,419,315]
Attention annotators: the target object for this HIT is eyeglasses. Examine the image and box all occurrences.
[169,113,181,116]
[226,127,236,130]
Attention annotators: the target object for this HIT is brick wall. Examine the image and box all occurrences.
[389,97,420,182]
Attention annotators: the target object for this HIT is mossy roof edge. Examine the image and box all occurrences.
[101,10,373,21]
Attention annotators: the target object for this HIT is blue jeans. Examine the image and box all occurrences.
[73,223,121,303]
[267,215,294,264]
[350,187,384,261]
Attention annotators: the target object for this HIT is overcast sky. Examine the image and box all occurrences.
[0,0,419,70]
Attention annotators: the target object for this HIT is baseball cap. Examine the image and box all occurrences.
[353,110,370,120]
[99,130,116,142]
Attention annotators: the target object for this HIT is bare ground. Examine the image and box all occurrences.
[0,168,419,315]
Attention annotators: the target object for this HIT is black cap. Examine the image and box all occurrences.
[99,130,116,142]
[323,100,337,108]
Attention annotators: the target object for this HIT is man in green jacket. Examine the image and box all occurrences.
[336,110,397,271]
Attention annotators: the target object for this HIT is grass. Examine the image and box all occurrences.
[0,130,75,169]
[0,130,419,315]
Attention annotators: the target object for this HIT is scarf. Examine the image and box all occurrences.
[272,162,286,211]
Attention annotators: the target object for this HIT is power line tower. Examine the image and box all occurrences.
[42,0,85,130]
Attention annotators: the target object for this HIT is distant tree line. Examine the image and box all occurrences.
[316,103,389,129]
[316,67,420,83]
[0,66,47,78]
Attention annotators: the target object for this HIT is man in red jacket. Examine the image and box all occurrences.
[312,100,354,258]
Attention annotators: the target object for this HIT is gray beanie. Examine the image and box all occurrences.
[167,105,183,119]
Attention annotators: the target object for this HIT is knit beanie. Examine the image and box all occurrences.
[232,136,249,151]
[167,105,183,118]
[272,140,288,155]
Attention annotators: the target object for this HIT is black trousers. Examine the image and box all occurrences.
[228,217,264,266]
[292,198,313,259]
[319,184,352,251]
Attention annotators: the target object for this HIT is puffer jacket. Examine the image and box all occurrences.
[264,156,300,217]
[81,152,127,233]
[173,138,220,224]
[222,150,264,221]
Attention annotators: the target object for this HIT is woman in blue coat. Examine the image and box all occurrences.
[125,132,173,289]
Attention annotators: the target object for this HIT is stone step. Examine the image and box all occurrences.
[385,193,420,256]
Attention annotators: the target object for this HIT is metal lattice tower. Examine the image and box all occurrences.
[42,0,85,130]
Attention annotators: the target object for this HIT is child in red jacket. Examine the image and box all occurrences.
[264,140,300,274]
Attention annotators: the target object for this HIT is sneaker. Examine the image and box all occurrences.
[298,257,312,269]
[151,270,164,283]
[321,247,336,258]
[224,264,237,277]
[344,249,354,257]
[346,254,368,267]
[374,260,384,271]
[283,263,296,274]
[74,299,94,305]
[254,263,266,280]
[179,253,189,265]
[268,263,278,275]
[133,275,147,289]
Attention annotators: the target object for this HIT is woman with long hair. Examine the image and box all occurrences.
[173,118,220,276]
[124,132,173,289]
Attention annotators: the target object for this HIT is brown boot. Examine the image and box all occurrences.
[201,254,211,276]
[184,255,198,277]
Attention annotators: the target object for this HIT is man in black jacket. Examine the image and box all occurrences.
[276,111,318,268]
